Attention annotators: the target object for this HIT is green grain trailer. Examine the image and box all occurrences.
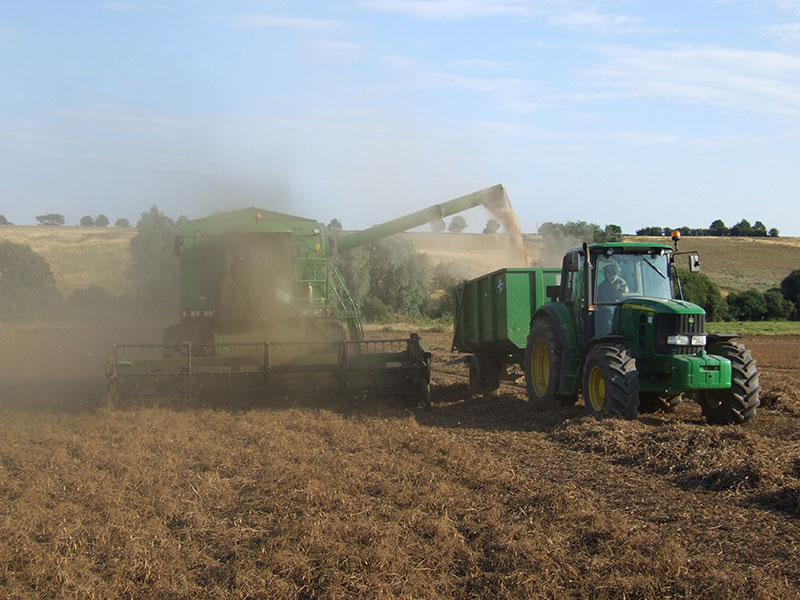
[452,268,561,393]
[107,185,511,408]
[453,235,760,424]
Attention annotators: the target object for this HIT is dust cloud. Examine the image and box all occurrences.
[482,186,528,268]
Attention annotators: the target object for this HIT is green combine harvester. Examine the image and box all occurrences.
[107,185,511,408]
[453,231,760,424]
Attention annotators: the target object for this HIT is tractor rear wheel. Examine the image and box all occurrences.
[469,353,500,395]
[525,317,566,403]
[697,341,759,425]
[581,344,639,419]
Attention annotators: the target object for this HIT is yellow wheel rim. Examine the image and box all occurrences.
[587,365,606,412]
[532,339,550,397]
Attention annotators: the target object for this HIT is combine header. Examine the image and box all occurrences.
[107,185,512,407]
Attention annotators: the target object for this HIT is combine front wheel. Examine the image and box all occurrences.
[581,344,639,419]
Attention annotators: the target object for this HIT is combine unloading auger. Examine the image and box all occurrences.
[106,185,509,408]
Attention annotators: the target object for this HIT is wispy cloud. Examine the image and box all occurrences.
[589,45,800,115]
[229,15,344,32]
[383,54,541,111]
[355,0,531,21]
[762,21,800,44]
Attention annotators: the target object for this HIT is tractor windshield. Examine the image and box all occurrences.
[594,251,672,304]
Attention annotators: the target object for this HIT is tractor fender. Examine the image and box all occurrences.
[707,333,741,345]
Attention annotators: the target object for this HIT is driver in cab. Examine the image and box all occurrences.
[596,262,628,303]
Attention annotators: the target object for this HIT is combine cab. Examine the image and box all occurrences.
[107,185,513,408]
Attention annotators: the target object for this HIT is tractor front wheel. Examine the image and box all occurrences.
[581,344,639,419]
[697,341,759,425]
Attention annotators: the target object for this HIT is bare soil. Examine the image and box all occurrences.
[1,324,799,599]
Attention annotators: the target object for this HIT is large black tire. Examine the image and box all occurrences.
[581,344,639,419]
[468,353,500,395]
[525,317,566,403]
[639,392,682,413]
[697,341,759,424]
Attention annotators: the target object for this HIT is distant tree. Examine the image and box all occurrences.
[430,218,446,233]
[80,215,95,227]
[768,228,779,238]
[95,214,109,227]
[0,215,10,225]
[708,219,728,236]
[635,226,663,236]
[602,224,623,242]
[727,289,768,321]
[539,221,603,244]
[367,238,432,316]
[729,219,753,237]
[662,227,673,237]
[332,246,370,307]
[0,240,62,316]
[115,218,131,228]
[752,221,768,237]
[764,288,793,320]
[327,218,343,234]
[448,215,468,233]
[35,213,64,226]
[175,215,189,228]
[129,205,180,308]
[677,269,728,321]
[482,218,500,234]
[780,270,800,307]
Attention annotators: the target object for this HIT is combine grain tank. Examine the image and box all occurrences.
[107,185,512,408]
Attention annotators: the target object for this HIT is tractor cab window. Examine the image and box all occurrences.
[594,251,672,304]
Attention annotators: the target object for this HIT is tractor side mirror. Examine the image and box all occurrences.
[688,252,700,273]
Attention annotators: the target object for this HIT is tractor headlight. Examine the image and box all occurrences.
[691,335,707,346]
[667,335,690,346]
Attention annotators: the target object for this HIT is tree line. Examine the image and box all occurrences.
[637,219,779,237]
[0,213,133,227]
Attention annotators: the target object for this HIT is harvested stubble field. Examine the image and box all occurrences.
[1,323,800,599]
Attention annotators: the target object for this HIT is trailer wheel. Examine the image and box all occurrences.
[524,317,563,402]
[581,344,639,419]
[697,341,759,425]
[469,353,500,395]
[639,393,682,413]
[415,380,431,410]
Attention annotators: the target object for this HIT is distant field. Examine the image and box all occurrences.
[0,225,136,297]
[1,225,798,296]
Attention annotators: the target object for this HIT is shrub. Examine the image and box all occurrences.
[727,289,768,321]
[0,240,62,317]
[676,269,728,321]
[129,205,180,309]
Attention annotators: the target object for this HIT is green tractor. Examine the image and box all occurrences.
[525,233,759,424]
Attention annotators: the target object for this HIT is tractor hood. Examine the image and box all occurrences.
[620,297,705,316]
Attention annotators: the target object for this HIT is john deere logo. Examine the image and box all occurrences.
[688,317,695,324]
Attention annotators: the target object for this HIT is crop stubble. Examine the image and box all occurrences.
[1,326,799,599]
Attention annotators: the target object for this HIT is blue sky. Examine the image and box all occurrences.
[1,1,799,235]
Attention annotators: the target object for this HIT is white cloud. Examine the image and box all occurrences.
[762,21,800,44]
[355,0,531,21]
[229,15,344,32]
[589,45,800,115]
